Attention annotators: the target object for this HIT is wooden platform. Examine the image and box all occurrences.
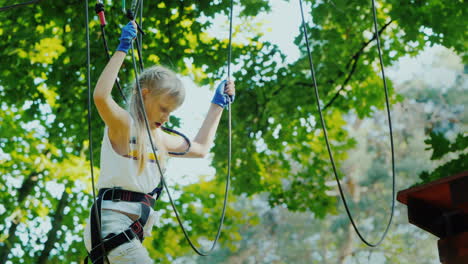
[397,171,468,264]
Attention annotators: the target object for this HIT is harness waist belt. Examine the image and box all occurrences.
[98,188,156,207]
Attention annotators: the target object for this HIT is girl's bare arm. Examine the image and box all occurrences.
[163,104,224,158]
[93,51,131,145]
[163,80,235,158]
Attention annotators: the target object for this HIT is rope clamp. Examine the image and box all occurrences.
[126,9,145,35]
[95,2,107,26]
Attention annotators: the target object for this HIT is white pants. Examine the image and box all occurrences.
[84,209,154,264]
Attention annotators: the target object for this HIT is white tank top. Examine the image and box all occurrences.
[97,120,165,213]
[97,122,163,193]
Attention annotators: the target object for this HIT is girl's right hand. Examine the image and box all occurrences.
[117,21,137,53]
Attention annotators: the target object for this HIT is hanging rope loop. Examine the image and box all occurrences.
[298,0,396,247]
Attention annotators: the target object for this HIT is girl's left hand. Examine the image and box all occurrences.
[224,80,235,102]
[212,80,236,108]
[117,21,137,53]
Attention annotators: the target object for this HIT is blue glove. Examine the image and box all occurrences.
[117,22,137,53]
[211,80,235,109]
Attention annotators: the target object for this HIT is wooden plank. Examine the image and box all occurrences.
[397,171,468,264]
[397,171,468,211]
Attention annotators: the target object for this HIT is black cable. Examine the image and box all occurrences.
[138,0,143,58]
[127,0,234,254]
[125,0,145,72]
[298,0,396,247]
[227,0,233,80]
[130,0,138,14]
[85,0,109,261]
[0,0,40,11]
[134,38,145,71]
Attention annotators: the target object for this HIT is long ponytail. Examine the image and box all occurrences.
[127,66,185,175]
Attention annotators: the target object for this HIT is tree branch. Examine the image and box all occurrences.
[272,20,394,111]
[322,50,361,110]
[322,20,394,110]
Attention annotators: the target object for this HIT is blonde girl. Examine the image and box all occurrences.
[84,21,235,264]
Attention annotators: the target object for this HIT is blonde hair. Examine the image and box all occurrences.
[127,65,185,175]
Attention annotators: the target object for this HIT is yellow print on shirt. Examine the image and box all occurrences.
[124,150,160,163]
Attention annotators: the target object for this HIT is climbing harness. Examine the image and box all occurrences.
[298,0,396,247]
[85,187,162,264]
[85,0,234,260]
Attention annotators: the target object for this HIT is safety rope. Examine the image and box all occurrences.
[85,0,109,262]
[298,0,396,247]
[127,0,234,254]
[0,0,40,11]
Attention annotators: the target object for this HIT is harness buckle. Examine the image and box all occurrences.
[111,187,122,202]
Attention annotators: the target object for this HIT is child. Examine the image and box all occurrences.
[84,21,235,264]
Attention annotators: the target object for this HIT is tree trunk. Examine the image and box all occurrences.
[337,221,354,264]
[337,173,359,263]
[37,183,71,264]
[0,171,40,263]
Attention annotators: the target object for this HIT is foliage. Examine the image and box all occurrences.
[417,132,468,185]
[146,177,258,263]
[0,104,92,263]
[0,0,466,262]
[213,0,466,217]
